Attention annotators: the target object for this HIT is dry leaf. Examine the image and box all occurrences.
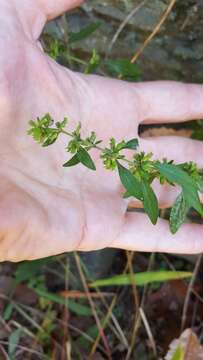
[165,328,203,360]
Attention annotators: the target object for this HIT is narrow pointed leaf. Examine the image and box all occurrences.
[42,133,58,147]
[122,191,132,199]
[9,329,22,358]
[117,161,143,201]
[170,192,189,234]
[155,163,203,216]
[123,138,139,150]
[63,154,80,167]
[69,22,101,44]
[106,59,141,80]
[171,346,184,360]
[90,271,192,287]
[142,181,159,225]
[77,147,96,171]
[183,188,203,217]
[32,288,92,316]
[155,163,197,188]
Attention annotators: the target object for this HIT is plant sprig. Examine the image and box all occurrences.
[28,114,203,234]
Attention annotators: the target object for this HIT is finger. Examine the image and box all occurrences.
[128,184,203,210]
[38,0,84,20]
[14,0,83,40]
[140,136,203,168]
[128,136,203,208]
[111,212,203,254]
[136,81,203,124]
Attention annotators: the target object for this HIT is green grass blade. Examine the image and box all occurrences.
[33,288,92,316]
[69,22,101,44]
[171,345,184,360]
[90,271,192,287]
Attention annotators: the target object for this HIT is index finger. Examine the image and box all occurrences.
[111,212,203,254]
[136,81,203,124]
[38,0,84,20]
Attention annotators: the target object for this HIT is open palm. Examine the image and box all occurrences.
[0,0,203,261]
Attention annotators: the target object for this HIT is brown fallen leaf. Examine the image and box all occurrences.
[165,328,203,360]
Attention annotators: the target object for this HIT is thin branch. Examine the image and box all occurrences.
[181,254,202,331]
[130,0,177,64]
[89,296,116,358]
[139,307,157,358]
[74,252,112,360]
[125,253,155,360]
[107,1,147,56]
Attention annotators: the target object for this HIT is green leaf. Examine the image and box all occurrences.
[155,163,194,187]
[142,181,159,225]
[63,154,80,167]
[90,270,192,287]
[123,138,139,150]
[33,288,92,316]
[9,328,22,359]
[170,192,189,234]
[85,49,100,74]
[15,258,53,284]
[29,127,42,142]
[155,163,203,216]
[182,187,203,217]
[69,22,101,44]
[77,147,96,171]
[3,303,13,321]
[106,59,141,80]
[192,128,203,141]
[122,191,132,199]
[117,162,143,201]
[42,132,59,147]
[171,345,184,360]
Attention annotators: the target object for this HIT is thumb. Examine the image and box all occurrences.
[12,0,84,39]
[38,0,84,20]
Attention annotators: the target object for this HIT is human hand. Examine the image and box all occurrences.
[0,0,202,261]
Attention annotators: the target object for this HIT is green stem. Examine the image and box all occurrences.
[61,129,74,137]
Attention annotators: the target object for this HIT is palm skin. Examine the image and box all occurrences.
[0,0,203,261]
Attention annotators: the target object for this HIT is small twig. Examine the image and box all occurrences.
[74,252,112,360]
[10,321,35,340]
[107,1,147,56]
[66,323,106,354]
[0,315,11,333]
[126,251,140,309]
[89,296,116,358]
[94,287,129,348]
[62,257,71,360]
[139,307,157,358]
[125,253,154,360]
[125,253,155,360]
[0,344,9,360]
[59,290,114,299]
[0,341,44,358]
[130,0,177,64]
[181,254,203,331]
[124,251,140,359]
